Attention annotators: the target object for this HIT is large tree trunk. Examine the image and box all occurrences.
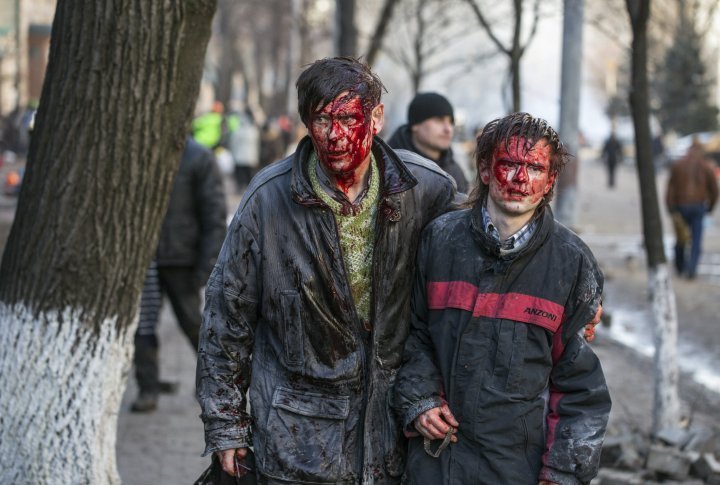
[626,0,680,435]
[0,1,215,483]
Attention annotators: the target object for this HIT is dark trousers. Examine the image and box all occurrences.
[675,203,707,278]
[134,263,201,393]
[607,161,617,188]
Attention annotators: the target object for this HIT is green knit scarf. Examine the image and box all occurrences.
[308,152,380,324]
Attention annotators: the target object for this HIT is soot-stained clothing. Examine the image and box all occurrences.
[393,203,611,485]
[196,135,457,484]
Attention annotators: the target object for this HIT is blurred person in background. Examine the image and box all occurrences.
[665,139,718,279]
[388,92,469,193]
[227,108,260,190]
[131,137,227,412]
[601,131,623,188]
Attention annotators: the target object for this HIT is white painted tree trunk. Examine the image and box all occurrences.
[648,263,681,434]
[0,303,135,484]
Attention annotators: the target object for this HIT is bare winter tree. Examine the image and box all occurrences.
[0,0,216,482]
[383,0,491,93]
[215,0,332,122]
[625,0,681,435]
[365,0,401,66]
[463,0,543,112]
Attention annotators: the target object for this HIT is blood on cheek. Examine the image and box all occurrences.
[310,98,374,193]
[491,143,552,198]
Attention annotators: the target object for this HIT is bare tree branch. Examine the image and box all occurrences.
[365,0,401,65]
[463,0,511,55]
[519,0,541,56]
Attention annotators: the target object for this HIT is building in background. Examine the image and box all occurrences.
[0,0,56,115]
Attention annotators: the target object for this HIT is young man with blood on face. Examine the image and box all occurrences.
[195,57,460,484]
[393,113,611,485]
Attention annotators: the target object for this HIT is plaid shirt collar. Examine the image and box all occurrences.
[481,204,538,254]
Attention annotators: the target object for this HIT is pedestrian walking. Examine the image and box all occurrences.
[387,92,469,193]
[195,57,460,483]
[665,139,718,279]
[601,132,623,188]
[131,137,227,412]
[393,113,611,484]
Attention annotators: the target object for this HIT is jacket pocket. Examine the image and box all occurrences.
[263,386,350,482]
[489,320,526,393]
[521,405,544,476]
[280,291,304,369]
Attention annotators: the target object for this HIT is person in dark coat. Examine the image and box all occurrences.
[131,137,227,412]
[393,113,611,485]
[195,57,460,484]
[601,132,623,188]
[387,92,469,193]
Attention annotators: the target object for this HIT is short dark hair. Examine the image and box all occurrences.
[465,112,570,208]
[296,57,386,126]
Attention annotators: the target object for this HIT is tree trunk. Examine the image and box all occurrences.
[335,0,357,56]
[555,0,584,227]
[510,0,522,112]
[626,0,680,435]
[0,0,215,483]
[216,0,238,109]
[365,0,401,66]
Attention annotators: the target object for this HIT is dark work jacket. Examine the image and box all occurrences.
[387,125,469,194]
[196,136,457,484]
[393,205,611,485]
[155,137,227,286]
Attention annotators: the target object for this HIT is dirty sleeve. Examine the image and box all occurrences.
[196,208,260,456]
[392,228,445,431]
[539,254,611,485]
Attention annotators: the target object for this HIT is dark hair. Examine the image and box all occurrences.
[465,112,570,208]
[296,57,386,126]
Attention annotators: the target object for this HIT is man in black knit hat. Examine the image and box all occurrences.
[388,92,469,193]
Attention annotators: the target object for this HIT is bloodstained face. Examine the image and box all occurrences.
[308,92,383,192]
[480,136,556,218]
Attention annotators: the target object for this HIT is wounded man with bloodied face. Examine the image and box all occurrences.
[392,113,612,485]
[195,57,460,483]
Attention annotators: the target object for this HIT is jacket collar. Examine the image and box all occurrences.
[470,197,554,259]
[291,135,418,207]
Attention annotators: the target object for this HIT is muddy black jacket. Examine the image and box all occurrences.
[196,136,457,484]
[155,137,227,285]
[393,204,611,485]
[387,125,469,194]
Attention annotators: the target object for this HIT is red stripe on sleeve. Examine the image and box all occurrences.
[426,281,565,333]
[427,281,479,313]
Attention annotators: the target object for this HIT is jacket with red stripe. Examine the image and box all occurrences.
[392,203,611,485]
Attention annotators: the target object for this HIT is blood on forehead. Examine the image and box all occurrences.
[493,136,551,161]
[314,89,376,117]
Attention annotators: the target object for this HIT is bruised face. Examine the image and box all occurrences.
[480,136,556,217]
[308,92,384,187]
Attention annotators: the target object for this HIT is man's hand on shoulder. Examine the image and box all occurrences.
[583,304,603,342]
